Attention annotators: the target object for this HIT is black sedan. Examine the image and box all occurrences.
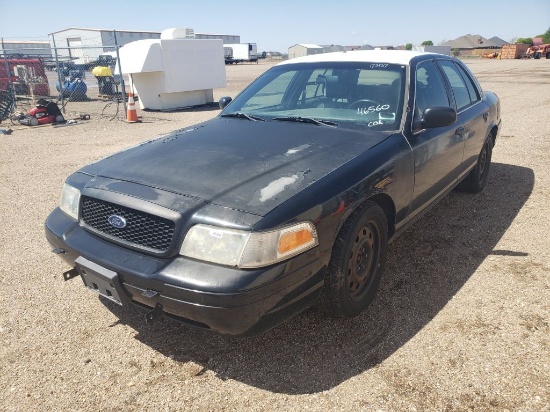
[45,51,501,336]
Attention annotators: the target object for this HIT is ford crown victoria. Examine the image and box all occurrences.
[45,51,501,336]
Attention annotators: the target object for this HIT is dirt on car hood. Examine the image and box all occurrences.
[80,118,391,216]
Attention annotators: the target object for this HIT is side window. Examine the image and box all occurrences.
[455,62,480,103]
[414,61,450,120]
[438,60,476,111]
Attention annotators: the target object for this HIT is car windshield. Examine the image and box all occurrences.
[221,62,407,132]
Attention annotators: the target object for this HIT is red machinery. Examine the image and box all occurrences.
[525,44,550,59]
[0,58,50,96]
[16,98,64,126]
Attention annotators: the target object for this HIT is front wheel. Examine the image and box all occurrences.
[458,136,493,193]
[321,201,388,317]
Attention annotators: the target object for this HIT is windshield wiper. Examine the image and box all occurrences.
[220,112,265,121]
[272,116,338,127]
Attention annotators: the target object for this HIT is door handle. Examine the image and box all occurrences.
[454,126,465,142]
[483,112,488,121]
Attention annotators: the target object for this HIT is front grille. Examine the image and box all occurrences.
[80,196,176,252]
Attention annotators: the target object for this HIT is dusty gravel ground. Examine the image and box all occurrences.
[1,58,548,411]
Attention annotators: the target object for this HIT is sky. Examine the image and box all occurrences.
[1,0,549,52]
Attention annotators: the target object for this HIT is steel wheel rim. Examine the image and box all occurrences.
[347,222,380,300]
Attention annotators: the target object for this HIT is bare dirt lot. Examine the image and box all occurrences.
[1,58,549,411]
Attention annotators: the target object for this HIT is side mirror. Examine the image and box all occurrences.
[413,106,457,134]
[219,96,232,109]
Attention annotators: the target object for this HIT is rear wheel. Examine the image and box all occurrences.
[321,201,388,317]
[459,136,493,193]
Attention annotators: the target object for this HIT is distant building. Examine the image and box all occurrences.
[1,40,52,59]
[48,28,239,61]
[320,44,346,53]
[195,33,240,43]
[413,45,452,55]
[487,36,509,48]
[440,34,508,51]
[288,44,324,59]
[354,44,375,51]
[49,28,161,61]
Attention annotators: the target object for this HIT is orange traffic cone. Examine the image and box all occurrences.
[126,93,139,123]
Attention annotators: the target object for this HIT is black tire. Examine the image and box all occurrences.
[546,52,550,59]
[10,113,22,126]
[534,52,541,59]
[459,136,493,193]
[101,100,119,121]
[321,201,388,317]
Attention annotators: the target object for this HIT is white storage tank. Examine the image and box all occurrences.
[119,28,226,110]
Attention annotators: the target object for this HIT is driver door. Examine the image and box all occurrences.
[409,60,465,217]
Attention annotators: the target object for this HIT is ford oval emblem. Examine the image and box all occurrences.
[107,214,127,229]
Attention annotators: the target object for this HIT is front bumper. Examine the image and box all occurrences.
[45,207,325,336]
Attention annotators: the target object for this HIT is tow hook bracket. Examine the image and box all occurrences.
[62,268,79,281]
[145,303,163,323]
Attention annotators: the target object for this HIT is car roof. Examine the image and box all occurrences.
[278,50,442,66]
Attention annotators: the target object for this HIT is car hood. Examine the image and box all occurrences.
[81,118,391,216]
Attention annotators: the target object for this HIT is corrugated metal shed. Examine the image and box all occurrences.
[48,27,240,60]
[288,44,324,59]
[1,40,52,58]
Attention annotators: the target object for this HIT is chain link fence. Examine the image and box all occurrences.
[1,31,131,123]
[1,31,289,125]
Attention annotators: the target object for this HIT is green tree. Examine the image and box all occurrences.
[452,48,460,57]
[421,40,434,46]
[516,38,533,45]
[541,27,550,43]
[405,43,413,50]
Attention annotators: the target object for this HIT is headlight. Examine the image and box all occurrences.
[180,222,318,268]
[59,183,81,220]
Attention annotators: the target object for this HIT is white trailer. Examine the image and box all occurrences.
[223,43,257,64]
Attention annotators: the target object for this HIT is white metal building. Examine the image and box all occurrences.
[196,33,240,43]
[1,40,52,58]
[48,28,240,60]
[49,28,161,60]
[288,44,324,59]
